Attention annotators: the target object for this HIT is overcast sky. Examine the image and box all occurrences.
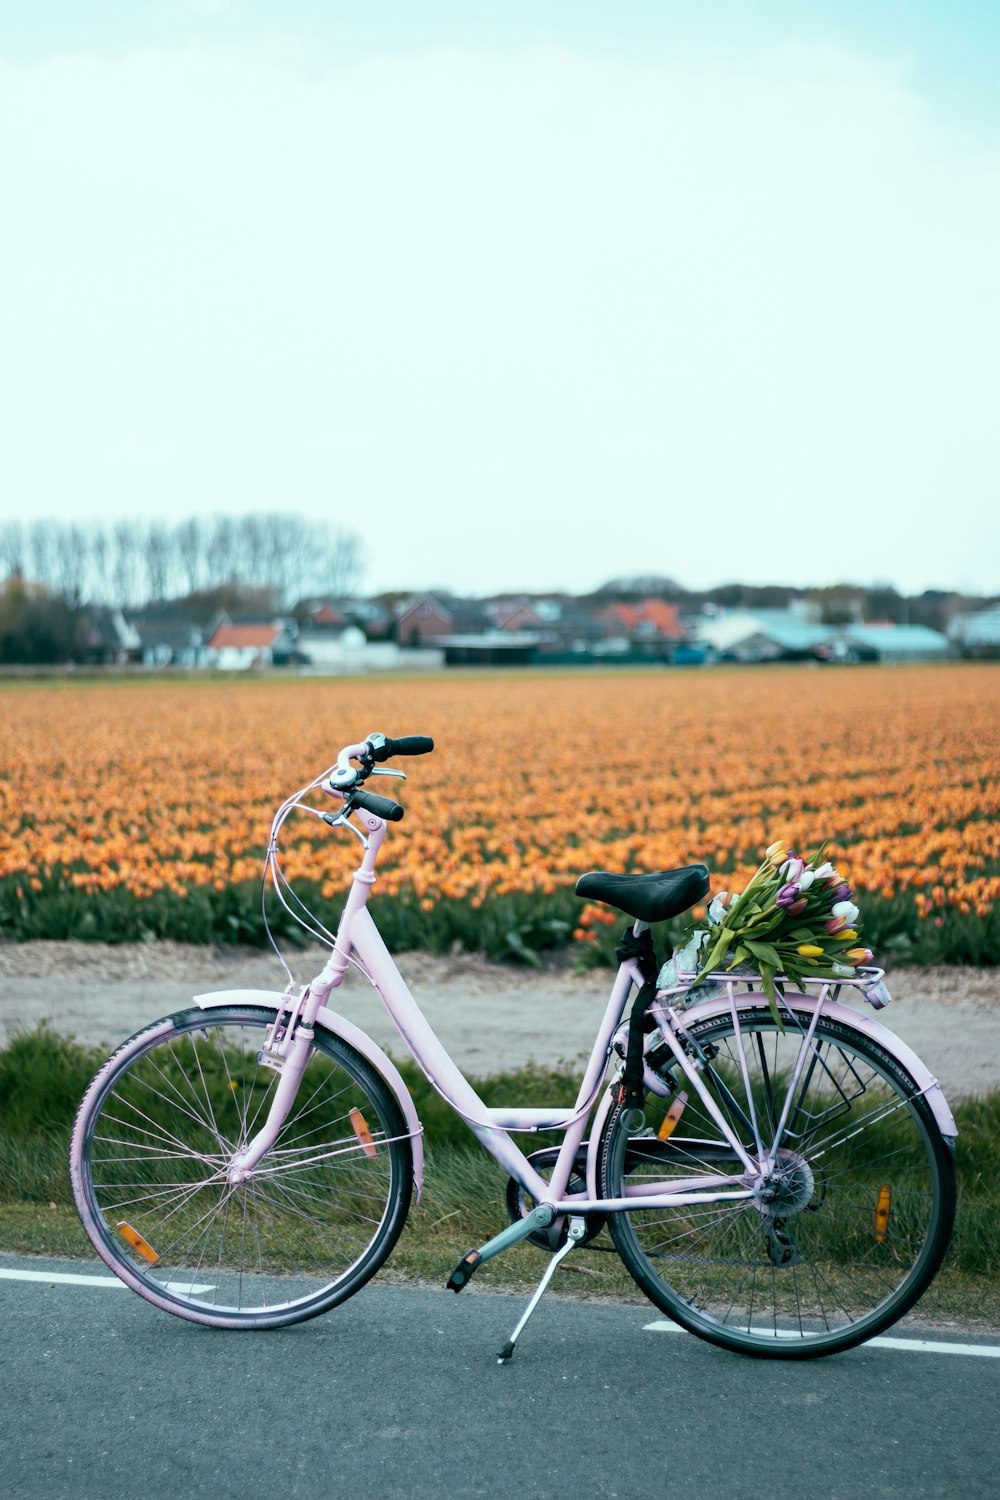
[1,2,998,598]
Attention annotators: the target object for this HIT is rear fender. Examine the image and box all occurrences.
[193,988,425,1198]
[676,990,958,1139]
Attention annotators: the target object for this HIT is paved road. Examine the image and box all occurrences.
[2,1254,998,1500]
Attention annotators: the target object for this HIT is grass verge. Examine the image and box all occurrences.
[1,1029,997,1324]
[2,872,998,967]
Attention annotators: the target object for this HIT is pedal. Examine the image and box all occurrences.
[446,1249,482,1292]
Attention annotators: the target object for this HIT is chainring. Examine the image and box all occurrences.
[504,1145,608,1251]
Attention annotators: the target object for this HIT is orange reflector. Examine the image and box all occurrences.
[117,1221,159,1265]
[349,1107,378,1158]
[874,1185,892,1243]
[658,1091,688,1141]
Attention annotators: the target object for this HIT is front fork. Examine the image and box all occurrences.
[226,990,317,1184]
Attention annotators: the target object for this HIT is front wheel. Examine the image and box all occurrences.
[70,1006,414,1328]
[599,1006,956,1358]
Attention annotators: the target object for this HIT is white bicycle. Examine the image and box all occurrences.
[70,732,957,1361]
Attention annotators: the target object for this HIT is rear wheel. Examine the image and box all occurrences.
[599,1007,955,1358]
[71,1006,413,1328]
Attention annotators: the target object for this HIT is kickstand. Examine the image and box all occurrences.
[496,1218,586,1365]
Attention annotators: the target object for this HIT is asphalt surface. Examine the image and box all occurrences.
[2,1253,998,1500]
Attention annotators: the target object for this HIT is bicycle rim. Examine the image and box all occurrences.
[600,1007,956,1358]
[71,1006,413,1328]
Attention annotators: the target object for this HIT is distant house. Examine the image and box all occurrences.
[600,599,684,639]
[206,619,297,670]
[440,632,543,667]
[311,602,347,628]
[830,624,952,663]
[295,597,394,638]
[296,624,367,671]
[77,607,143,665]
[695,609,832,662]
[395,594,454,646]
[596,600,685,656]
[488,598,545,633]
[130,611,208,667]
[949,605,1000,658]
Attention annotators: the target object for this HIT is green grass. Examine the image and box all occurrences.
[1,1028,997,1322]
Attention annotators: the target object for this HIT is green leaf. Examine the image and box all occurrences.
[745,938,782,968]
[759,961,784,1030]
[702,928,733,973]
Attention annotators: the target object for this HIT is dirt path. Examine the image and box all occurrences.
[1,941,998,1098]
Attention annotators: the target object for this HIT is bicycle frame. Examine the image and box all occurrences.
[203,804,764,1217]
[200,786,957,1222]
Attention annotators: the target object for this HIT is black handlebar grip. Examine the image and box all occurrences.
[371,735,435,762]
[352,791,405,822]
[384,735,435,759]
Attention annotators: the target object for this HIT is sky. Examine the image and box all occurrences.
[1,2,998,599]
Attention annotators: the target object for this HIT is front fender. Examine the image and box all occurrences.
[192,988,424,1199]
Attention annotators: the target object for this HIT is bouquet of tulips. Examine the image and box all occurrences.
[692,841,873,1024]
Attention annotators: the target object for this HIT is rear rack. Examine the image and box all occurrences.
[659,964,892,1011]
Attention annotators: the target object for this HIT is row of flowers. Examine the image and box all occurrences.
[1,668,997,930]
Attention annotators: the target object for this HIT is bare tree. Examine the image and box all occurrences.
[0,521,26,580]
[145,522,172,603]
[324,528,365,599]
[175,518,204,595]
[52,522,87,608]
[89,525,110,604]
[206,516,240,587]
[27,522,55,589]
[112,520,142,609]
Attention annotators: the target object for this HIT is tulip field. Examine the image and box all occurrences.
[0,663,997,964]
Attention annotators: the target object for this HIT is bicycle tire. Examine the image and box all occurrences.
[70,1005,413,1329]
[599,1005,956,1358]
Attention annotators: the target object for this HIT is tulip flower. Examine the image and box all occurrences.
[825,915,847,934]
[832,900,860,925]
[839,928,859,941]
[786,898,808,916]
[847,947,874,964]
[781,856,805,884]
[797,944,825,958]
[766,840,788,865]
[776,883,801,907]
[797,869,816,891]
[814,862,835,880]
[830,883,852,903]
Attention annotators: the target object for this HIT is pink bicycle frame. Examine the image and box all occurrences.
[225,794,756,1216]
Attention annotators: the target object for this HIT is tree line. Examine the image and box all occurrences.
[0,514,364,664]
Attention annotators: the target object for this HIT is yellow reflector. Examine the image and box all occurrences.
[874,1185,892,1243]
[658,1091,688,1141]
[349,1107,378,1158]
[117,1220,159,1265]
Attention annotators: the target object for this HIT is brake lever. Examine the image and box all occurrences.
[369,767,406,780]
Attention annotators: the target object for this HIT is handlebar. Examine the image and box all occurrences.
[324,731,435,822]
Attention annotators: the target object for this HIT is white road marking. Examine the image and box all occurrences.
[0,1268,214,1293]
[644,1319,1000,1357]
